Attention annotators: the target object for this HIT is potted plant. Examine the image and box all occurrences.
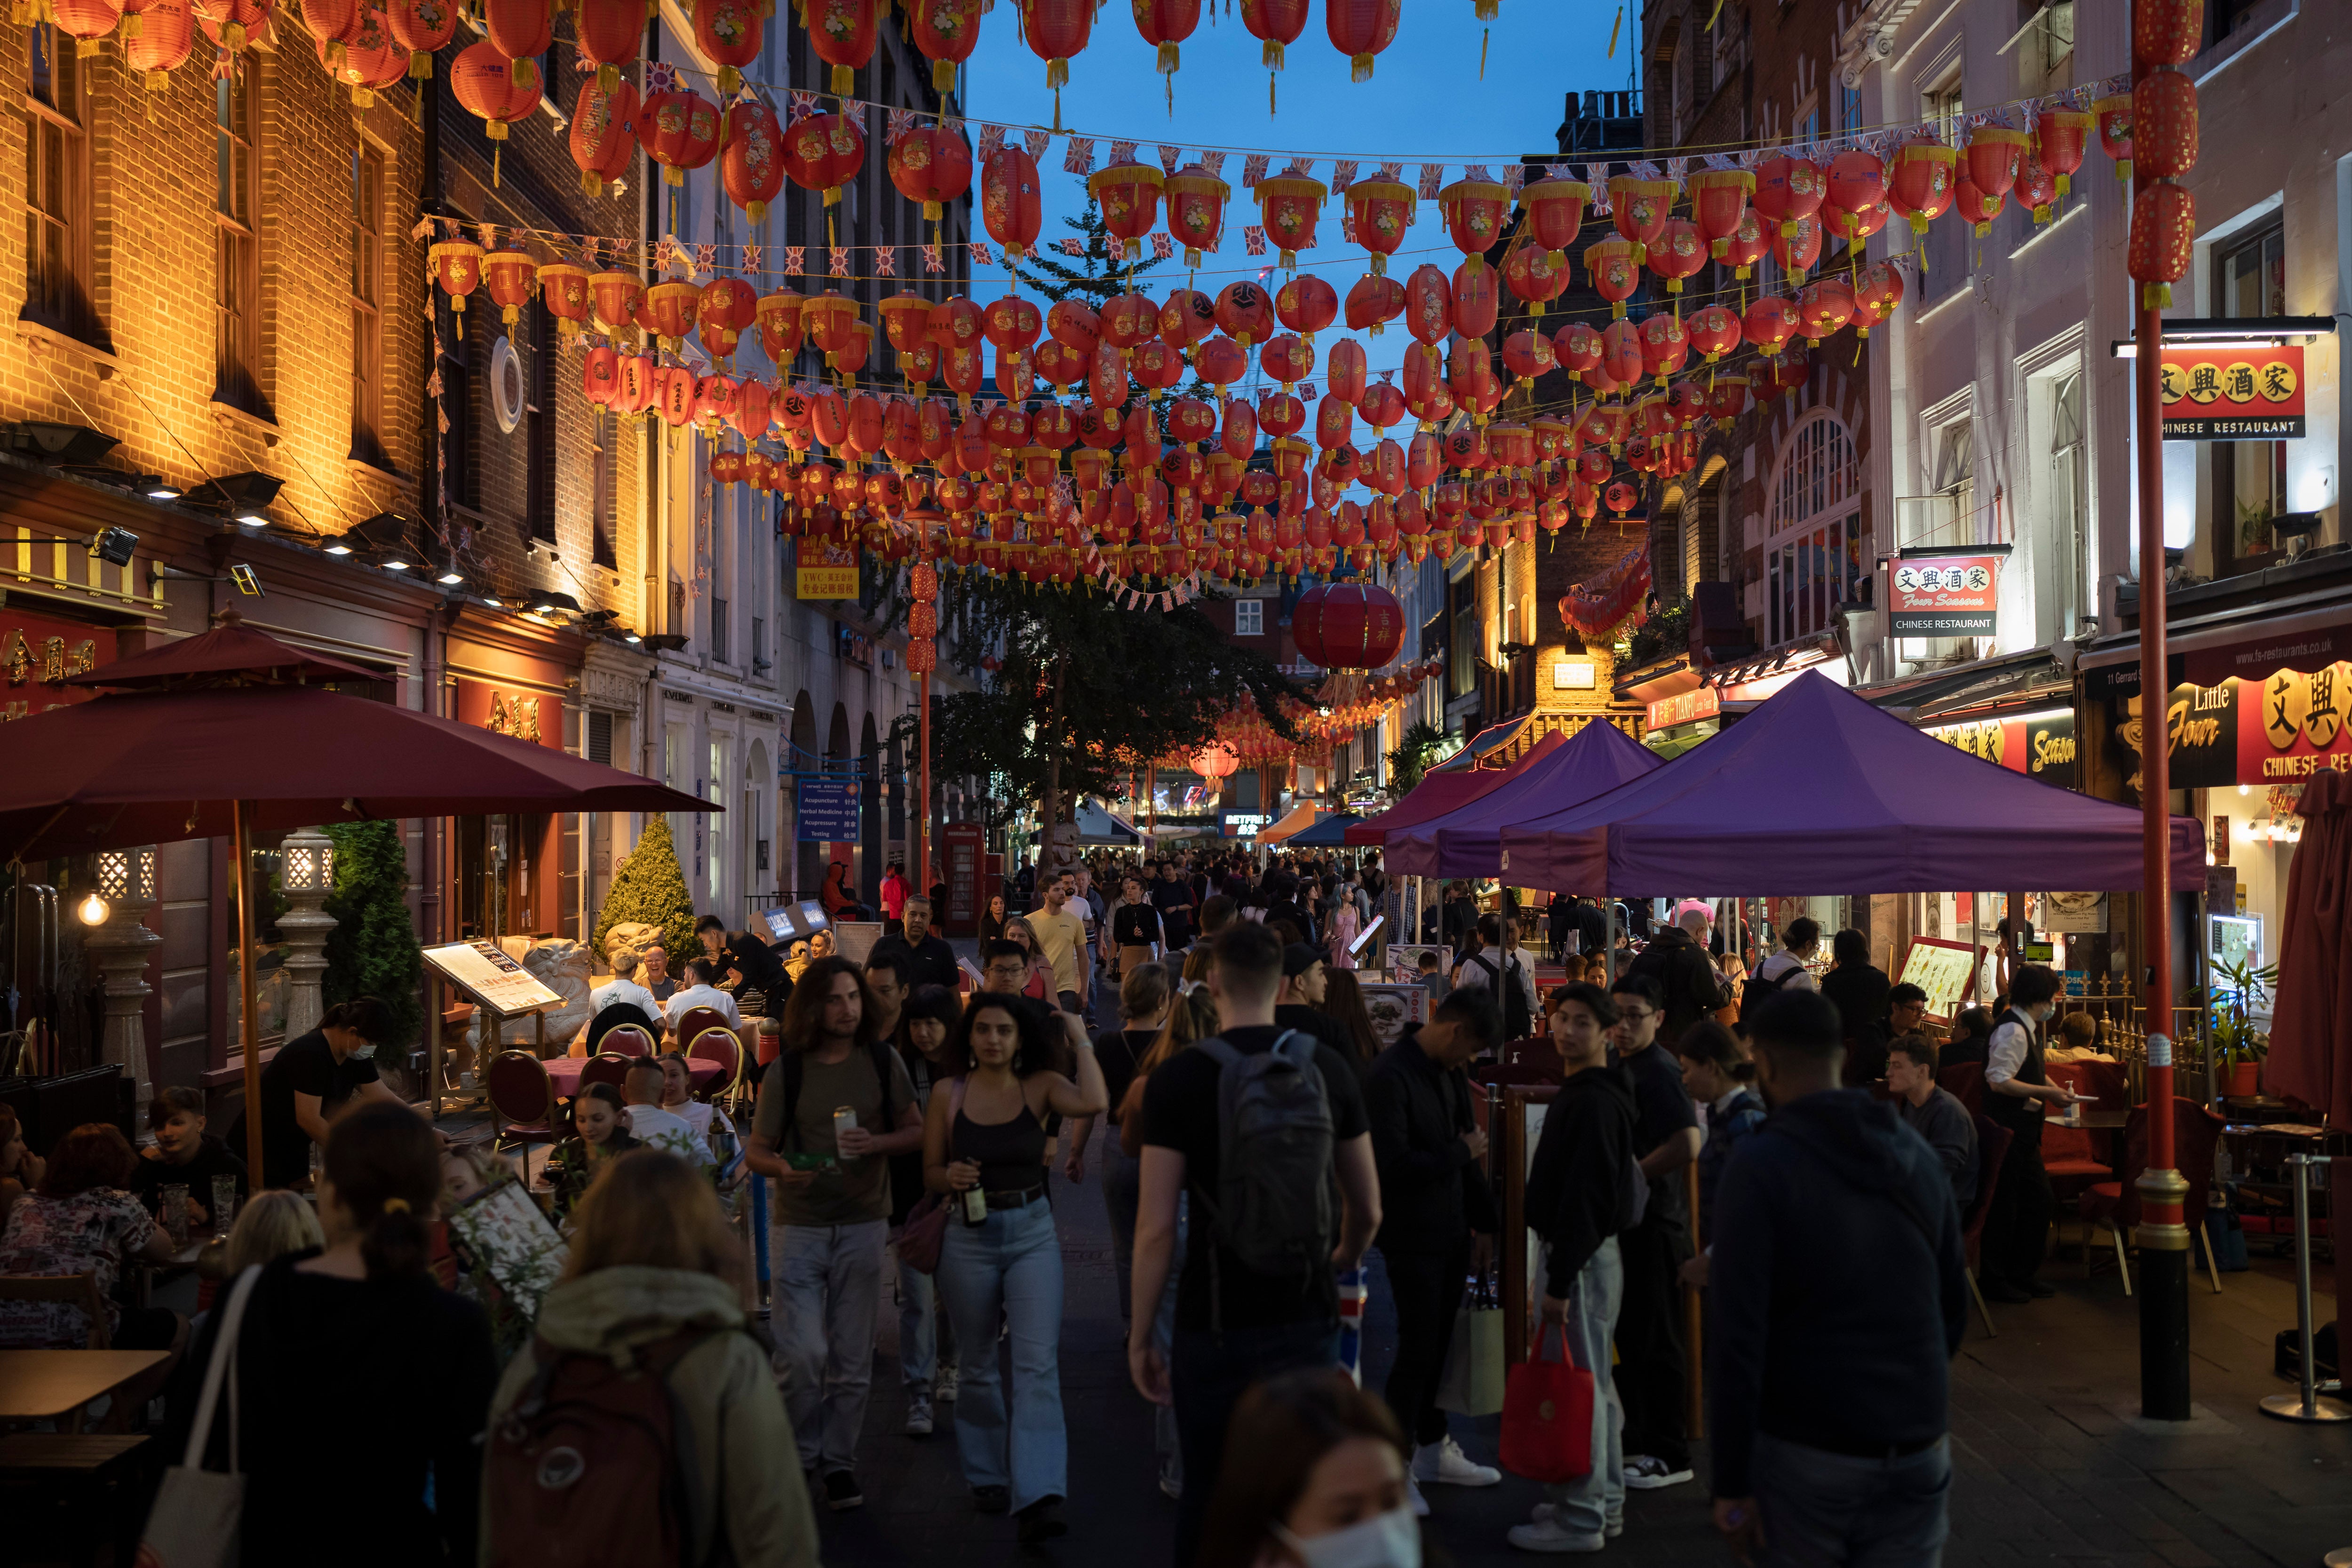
[2209,954,2277,1098]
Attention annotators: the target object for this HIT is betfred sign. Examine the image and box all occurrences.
[1889,555,1999,637]
[2161,344,2305,440]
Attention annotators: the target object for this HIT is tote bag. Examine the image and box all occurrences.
[1435,1275,1506,1417]
[1499,1323,1595,1484]
[138,1264,263,1568]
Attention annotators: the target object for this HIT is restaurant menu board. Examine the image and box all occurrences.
[1387,945,1445,982]
[1358,983,1431,1049]
[422,940,564,1016]
[446,1177,568,1318]
[1898,937,1983,1020]
[832,921,884,964]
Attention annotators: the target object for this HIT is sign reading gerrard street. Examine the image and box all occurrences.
[2160,344,2306,440]
[1889,554,2000,637]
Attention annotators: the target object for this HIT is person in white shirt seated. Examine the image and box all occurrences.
[590,950,662,1025]
[663,957,743,1034]
[658,1051,736,1146]
[619,1059,708,1170]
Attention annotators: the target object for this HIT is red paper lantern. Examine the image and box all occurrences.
[480,247,537,326]
[1089,158,1165,261]
[196,0,273,52]
[1326,0,1400,81]
[301,0,363,68]
[1687,168,1754,261]
[582,344,621,407]
[1344,179,1415,275]
[1796,278,1854,346]
[783,109,862,204]
[1825,150,1886,231]
[1769,213,1823,282]
[700,277,757,360]
[1216,279,1274,347]
[2094,95,2135,183]
[451,44,540,150]
[1503,242,1569,317]
[383,0,453,77]
[694,0,761,92]
[1276,273,1338,344]
[591,269,644,338]
[1853,260,1905,337]
[758,290,804,363]
[320,0,407,104]
[1438,178,1510,268]
[1501,329,1557,388]
[1293,583,1404,670]
[1754,154,1826,237]
[1608,175,1674,262]
[1637,312,1689,387]
[1450,258,1499,341]
[1688,302,1741,362]
[2037,107,2095,196]
[1888,139,1958,234]
[1964,127,2027,200]
[1584,238,1641,317]
[2128,181,2195,309]
[568,75,637,199]
[806,0,880,94]
[982,146,1043,262]
[2134,69,2198,182]
[1256,173,1327,269]
[1952,175,2004,237]
[1742,295,1800,358]
[429,237,484,331]
[1598,318,1644,388]
[538,263,590,338]
[1346,272,1405,334]
[572,0,638,88]
[1646,217,1707,294]
[125,0,196,84]
[1133,0,1200,83]
[637,78,721,188]
[1720,207,1771,279]
[2135,0,2205,66]
[1708,374,1750,429]
[890,123,973,222]
[1165,163,1230,267]
[721,100,785,223]
[1024,0,1093,123]
[483,0,548,68]
[2014,150,2057,223]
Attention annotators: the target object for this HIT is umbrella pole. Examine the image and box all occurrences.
[1604,898,1617,986]
[235,800,265,1182]
[2129,32,2190,1421]
[917,671,933,898]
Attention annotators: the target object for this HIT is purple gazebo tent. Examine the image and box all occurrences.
[1384,718,1662,880]
[1345,727,1565,848]
[1496,671,2204,894]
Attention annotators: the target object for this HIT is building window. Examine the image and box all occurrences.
[591,438,618,569]
[442,326,477,511]
[23,29,95,343]
[1233,598,1263,637]
[527,298,556,541]
[1449,573,1478,699]
[215,66,265,415]
[751,615,766,669]
[350,145,385,463]
[1764,410,1864,648]
[1916,75,1966,299]
[2211,221,2289,573]
[1929,419,1976,544]
[2046,370,2089,641]
[712,596,729,661]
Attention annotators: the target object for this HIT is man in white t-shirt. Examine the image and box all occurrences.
[590,950,662,1022]
[620,1059,709,1168]
[663,957,743,1032]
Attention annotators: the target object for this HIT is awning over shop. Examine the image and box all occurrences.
[1259,803,1330,845]
[1385,720,1661,880]
[1855,647,2067,722]
[1286,812,1365,848]
[1498,670,2205,895]
[1345,728,1567,846]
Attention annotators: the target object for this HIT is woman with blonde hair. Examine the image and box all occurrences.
[221,1189,325,1275]
[482,1148,819,1568]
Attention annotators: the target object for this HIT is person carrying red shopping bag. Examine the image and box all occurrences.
[1503,983,1640,1554]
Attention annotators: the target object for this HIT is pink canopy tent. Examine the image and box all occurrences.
[1497,670,2205,894]
[1384,719,1662,879]
[1344,728,1566,848]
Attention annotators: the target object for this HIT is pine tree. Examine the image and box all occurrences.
[593,816,698,964]
[1014,206,1164,308]
[320,820,425,1052]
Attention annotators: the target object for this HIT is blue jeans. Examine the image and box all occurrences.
[896,1251,956,1391]
[1170,1317,1341,1568]
[1751,1433,1952,1568]
[938,1197,1068,1511]
[1539,1236,1625,1538]
[1151,1197,1188,1493]
[1101,1134,1142,1321]
[771,1215,887,1474]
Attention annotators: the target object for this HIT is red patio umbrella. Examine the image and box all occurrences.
[0,614,714,1174]
[2264,769,2352,1312]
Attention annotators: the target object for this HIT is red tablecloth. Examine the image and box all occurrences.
[543,1056,726,1096]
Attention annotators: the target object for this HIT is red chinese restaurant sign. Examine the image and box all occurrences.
[0,608,115,724]
[2160,344,2305,441]
[1889,555,1999,637]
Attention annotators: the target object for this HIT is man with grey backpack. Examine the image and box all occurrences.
[1128,920,1384,1568]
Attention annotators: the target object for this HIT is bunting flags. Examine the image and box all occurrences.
[1158,143,1183,174]
[924,241,944,273]
[1242,153,1270,188]
[1243,224,1267,256]
[977,123,1006,157]
[1331,159,1359,191]
[1416,164,1443,198]
[1064,135,1096,174]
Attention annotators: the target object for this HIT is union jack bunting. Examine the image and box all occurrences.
[1416,164,1444,198]
[1110,139,1137,164]
[1504,165,1526,196]
[1060,237,1087,256]
[1242,153,1270,188]
[977,123,1006,157]
[1243,224,1267,256]
[1464,164,1491,182]
[1331,159,1359,191]
[1699,152,1739,170]
[1377,161,1404,181]
[1627,159,1662,180]
[740,244,761,275]
[1151,232,1173,260]
[1201,151,1228,177]
[1063,135,1095,173]
[924,242,944,273]
[875,246,897,277]
[1284,155,1313,176]
[784,245,807,275]
[653,236,681,272]
[1665,156,1689,183]
[695,243,716,273]
[647,61,682,94]
[1545,162,1574,179]
[829,247,848,277]
[1022,128,1051,158]
[787,89,820,123]
[1299,383,1314,402]
[1158,143,1183,174]
[971,239,995,266]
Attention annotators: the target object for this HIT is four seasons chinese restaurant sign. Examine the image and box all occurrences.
[2161,344,2305,440]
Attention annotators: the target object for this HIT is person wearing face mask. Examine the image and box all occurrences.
[253,995,407,1189]
[1978,964,2086,1304]
[1199,1367,1428,1568]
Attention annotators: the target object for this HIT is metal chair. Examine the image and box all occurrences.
[672,1005,730,1051]
[485,1051,558,1156]
[1960,1117,2014,1337]
[579,1052,635,1094]
[598,1025,658,1059]
[688,1027,746,1108]
[0,1273,109,1350]
[2077,1097,2228,1296]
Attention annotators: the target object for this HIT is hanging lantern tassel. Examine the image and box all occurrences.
[1479,27,1489,80]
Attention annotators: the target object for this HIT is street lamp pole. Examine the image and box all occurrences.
[2131,0,2191,1420]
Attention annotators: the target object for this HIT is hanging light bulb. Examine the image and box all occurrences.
[78,891,110,925]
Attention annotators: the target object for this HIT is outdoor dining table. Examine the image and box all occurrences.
[0,1350,169,1428]
[542,1055,728,1097]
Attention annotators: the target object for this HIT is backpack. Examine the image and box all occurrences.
[1740,957,1806,1021]
[1192,1031,1336,1329]
[768,1036,902,1149]
[1467,951,1533,1041]
[484,1329,720,1568]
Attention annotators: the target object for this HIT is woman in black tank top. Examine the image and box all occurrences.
[922,995,1107,1542]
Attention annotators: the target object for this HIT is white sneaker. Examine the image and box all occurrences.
[1413,1435,1502,1487]
[1531,1504,1619,1538]
[936,1362,959,1402]
[1507,1519,1606,1553]
[1407,1473,1431,1518]
[1621,1455,1694,1489]
[905,1393,934,1437]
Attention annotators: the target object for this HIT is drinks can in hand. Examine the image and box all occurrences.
[961,1187,988,1224]
[832,1106,858,1156]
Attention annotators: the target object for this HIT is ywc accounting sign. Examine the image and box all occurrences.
[2161,344,2305,440]
[1889,555,1999,637]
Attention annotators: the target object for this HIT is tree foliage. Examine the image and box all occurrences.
[592,815,699,963]
[1384,720,1449,798]
[320,820,425,1052]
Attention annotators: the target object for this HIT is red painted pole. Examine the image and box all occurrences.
[917,670,933,895]
[2131,12,2192,1419]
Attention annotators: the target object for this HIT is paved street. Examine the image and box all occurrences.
[808,1117,2349,1568]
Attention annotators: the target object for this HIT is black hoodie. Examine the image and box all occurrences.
[1524,1061,1638,1285]
[1708,1088,1969,1498]
[1622,924,1728,1043]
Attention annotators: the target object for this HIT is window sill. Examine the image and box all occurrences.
[2192,0,2296,86]
[345,452,407,484]
[16,316,120,375]
[210,399,281,447]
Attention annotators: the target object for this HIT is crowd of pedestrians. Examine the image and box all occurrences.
[0,847,2075,1568]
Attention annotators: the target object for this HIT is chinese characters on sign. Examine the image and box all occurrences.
[0,609,110,723]
[2159,344,2305,440]
[1888,555,2000,637]
[1921,711,2077,787]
